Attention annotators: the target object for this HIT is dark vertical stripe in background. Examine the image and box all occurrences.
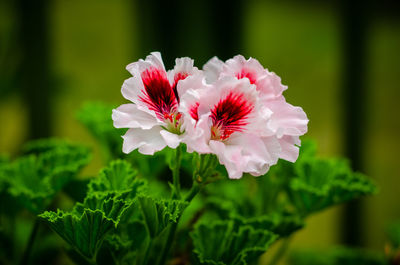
[207,0,244,61]
[340,0,370,246]
[16,0,52,140]
[135,0,181,69]
[134,0,244,67]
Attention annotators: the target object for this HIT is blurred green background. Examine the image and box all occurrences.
[0,0,399,261]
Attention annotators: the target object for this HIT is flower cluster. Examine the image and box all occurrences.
[112,52,308,179]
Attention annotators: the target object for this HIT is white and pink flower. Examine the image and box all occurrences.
[113,52,308,179]
[179,75,283,179]
[112,52,200,155]
[202,55,308,164]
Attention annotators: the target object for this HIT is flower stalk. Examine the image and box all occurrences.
[171,145,182,199]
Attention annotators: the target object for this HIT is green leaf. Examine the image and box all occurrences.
[88,160,146,200]
[233,213,304,238]
[3,143,90,213]
[138,196,188,238]
[288,157,377,216]
[101,221,148,265]
[204,176,260,218]
[191,220,278,265]
[39,193,131,261]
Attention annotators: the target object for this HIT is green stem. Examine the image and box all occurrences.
[172,146,182,199]
[142,238,153,265]
[19,219,40,265]
[184,181,201,202]
[157,181,202,265]
[267,237,292,265]
[157,221,178,265]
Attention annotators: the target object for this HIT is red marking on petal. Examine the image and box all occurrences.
[189,102,200,121]
[172,72,189,102]
[210,91,253,140]
[237,69,257,84]
[139,67,178,120]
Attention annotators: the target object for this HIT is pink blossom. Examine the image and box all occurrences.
[112,52,200,155]
[202,55,308,164]
[180,76,282,179]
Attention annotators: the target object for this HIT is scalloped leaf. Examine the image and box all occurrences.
[3,144,91,213]
[288,157,377,216]
[88,160,146,200]
[138,196,188,238]
[233,213,304,238]
[101,221,148,265]
[191,220,278,265]
[39,193,131,261]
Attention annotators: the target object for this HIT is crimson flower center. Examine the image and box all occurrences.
[210,91,253,140]
[139,67,187,133]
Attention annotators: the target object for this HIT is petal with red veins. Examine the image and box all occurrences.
[126,52,166,75]
[139,67,177,120]
[224,55,266,85]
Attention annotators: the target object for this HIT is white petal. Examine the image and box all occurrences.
[278,135,300,162]
[209,140,244,179]
[126,51,166,75]
[257,72,288,101]
[231,134,280,176]
[112,104,159,129]
[223,55,266,85]
[122,127,166,155]
[121,76,144,104]
[176,72,206,99]
[203,56,225,84]
[168,57,198,86]
[146,52,166,71]
[267,97,309,137]
[182,114,212,154]
[160,130,181,149]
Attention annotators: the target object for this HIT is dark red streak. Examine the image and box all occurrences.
[139,67,178,120]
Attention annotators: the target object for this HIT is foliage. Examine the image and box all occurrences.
[1,139,91,213]
[0,106,381,265]
[39,193,131,262]
[191,220,278,265]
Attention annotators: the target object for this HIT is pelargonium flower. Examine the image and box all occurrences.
[203,55,308,164]
[180,76,282,179]
[112,52,200,155]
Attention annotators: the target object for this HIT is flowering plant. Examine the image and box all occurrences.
[0,53,382,265]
